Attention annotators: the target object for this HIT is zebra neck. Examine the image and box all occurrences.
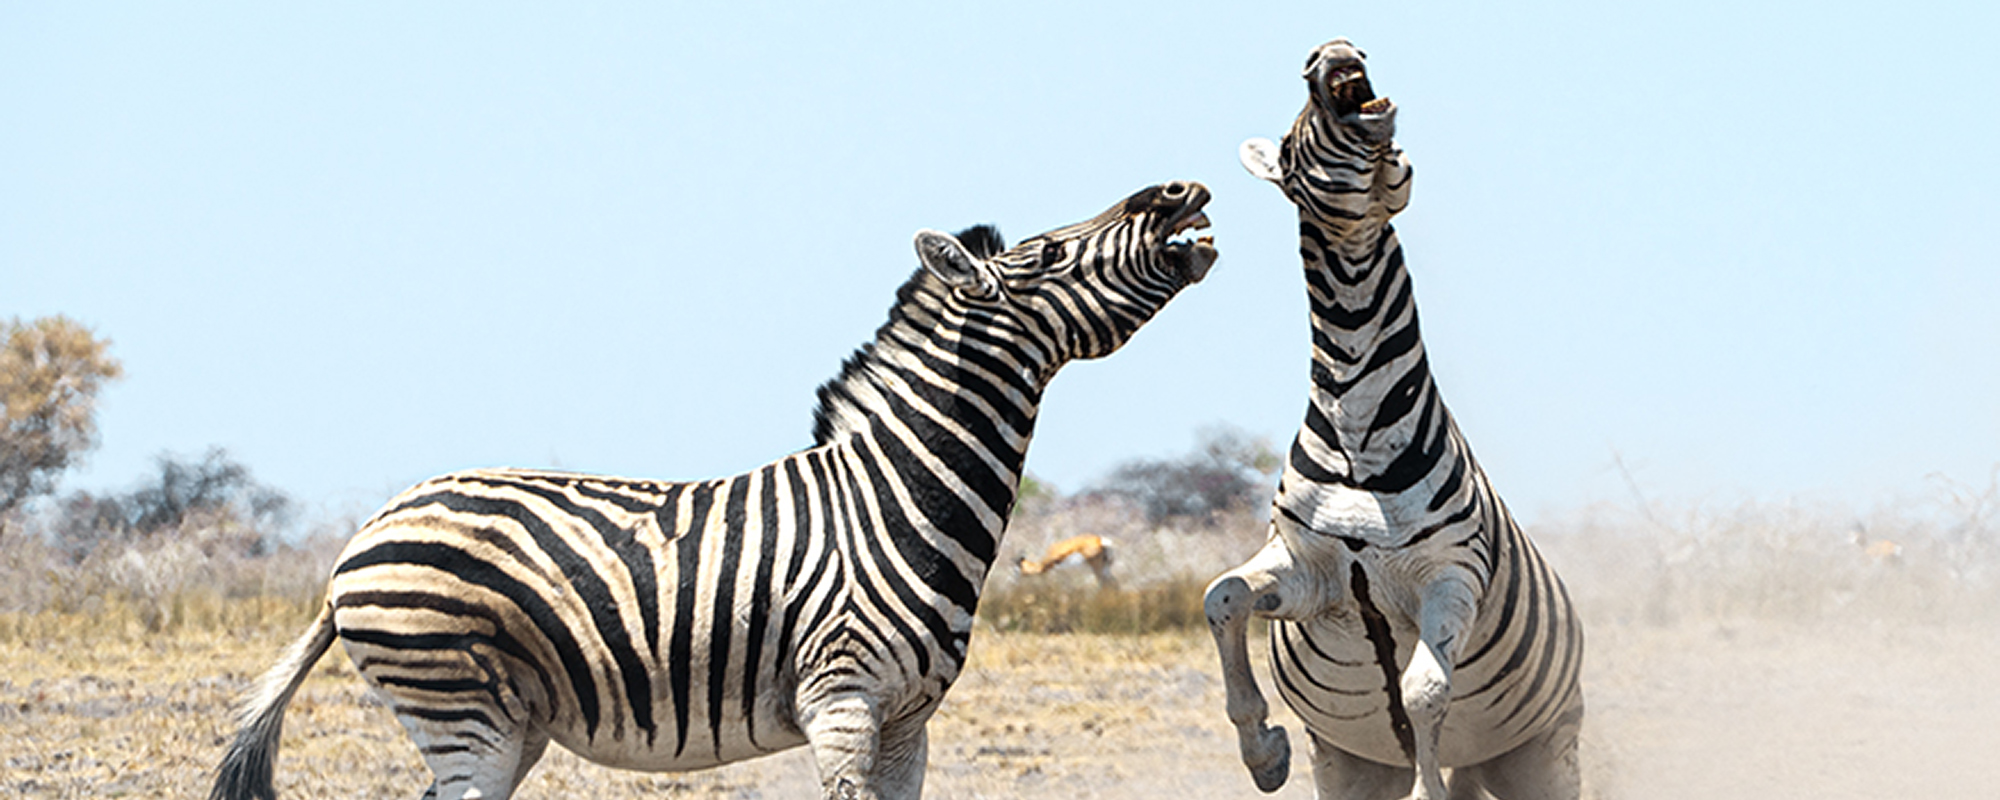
[811,313,1045,571]
[1286,219,1458,498]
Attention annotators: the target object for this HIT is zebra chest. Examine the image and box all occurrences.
[1277,477,1439,549]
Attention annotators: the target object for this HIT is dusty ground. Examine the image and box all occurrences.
[4,609,1998,799]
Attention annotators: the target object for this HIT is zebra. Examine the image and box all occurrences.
[1202,40,1584,799]
[210,180,1218,800]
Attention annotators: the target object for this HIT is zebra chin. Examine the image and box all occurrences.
[1158,238,1219,284]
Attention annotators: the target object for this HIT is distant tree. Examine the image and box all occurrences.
[49,448,293,559]
[1013,472,1061,516]
[1092,425,1281,524]
[0,316,123,535]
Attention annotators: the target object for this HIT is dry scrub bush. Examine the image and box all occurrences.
[985,469,2000,636]
[0,517,343,643]
[5,466,1994,642]
[1533,471,2000,631]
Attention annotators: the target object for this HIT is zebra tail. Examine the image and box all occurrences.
[209,602,338,800]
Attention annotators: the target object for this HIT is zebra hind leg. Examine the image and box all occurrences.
[1451,700,1583,800]
[800,695,933,800]
[394,707,543,800]
[803,695,883,800]
[866,720,928,800]
[1305,729,1410,800]
[365,663,545,799]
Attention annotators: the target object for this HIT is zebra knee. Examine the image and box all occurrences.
[1203,574,1253,628]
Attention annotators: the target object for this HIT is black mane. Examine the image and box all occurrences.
[808,225,1005,446]
[953,224,1006,259]
[806,268,934,446]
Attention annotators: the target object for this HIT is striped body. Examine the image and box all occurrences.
[212,181,1218,800]
[1265,503,1580,769]
[1206,40,1581,799]
[332,462,904,773]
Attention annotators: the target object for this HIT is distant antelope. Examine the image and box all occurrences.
[1853,526,1904,566]
[1018,533,1116,587]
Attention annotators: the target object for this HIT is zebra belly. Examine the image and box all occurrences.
[1271,617,1541,768]
[335,604,809,772]
[543,706,809,773]
[511,617,810,772]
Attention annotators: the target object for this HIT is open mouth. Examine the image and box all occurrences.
[1158,205,1218,282]
[1325,62,1393,120]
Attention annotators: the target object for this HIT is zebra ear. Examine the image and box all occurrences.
[1240,138,1282,185]
[914,229,998,296]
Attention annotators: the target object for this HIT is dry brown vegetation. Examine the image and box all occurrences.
[3,478,1999,798]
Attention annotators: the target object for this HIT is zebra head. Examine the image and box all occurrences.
[1241,38,1412,244]
[911,180,1216,367]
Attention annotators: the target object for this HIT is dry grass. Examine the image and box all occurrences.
[0,623,1280,799]
[4,481,1999,798]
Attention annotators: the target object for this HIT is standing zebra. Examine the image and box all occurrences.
[1203,40,1583,799]
[210,181,1217,800]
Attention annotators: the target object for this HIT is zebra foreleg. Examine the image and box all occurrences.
[1403,579,1478,800]
[1401,640,1451,800]
[1205,535,1322,793]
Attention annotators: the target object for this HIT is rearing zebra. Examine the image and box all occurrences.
[210,180,1217,800]
[1203,40,1583,799]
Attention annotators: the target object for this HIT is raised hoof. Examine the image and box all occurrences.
[1249,726,1291,793]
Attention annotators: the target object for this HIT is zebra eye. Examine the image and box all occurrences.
[1041,241,1066,266]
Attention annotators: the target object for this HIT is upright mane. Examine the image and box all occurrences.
[808,225,1006,446]
[953,224,1006,259]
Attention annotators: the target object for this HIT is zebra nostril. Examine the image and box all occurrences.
[1162,182,1188,198]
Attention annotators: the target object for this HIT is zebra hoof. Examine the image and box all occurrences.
[1250,726,1291,792]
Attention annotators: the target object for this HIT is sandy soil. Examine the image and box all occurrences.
[1580,618,2000,800]
[4,607,1997,799]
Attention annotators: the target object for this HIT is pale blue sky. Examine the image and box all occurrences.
[6,2,1997,525]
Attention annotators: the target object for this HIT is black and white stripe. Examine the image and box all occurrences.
[1205,40,1583,800]
[211,181,1217,800]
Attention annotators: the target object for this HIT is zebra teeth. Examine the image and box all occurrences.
[1173,211,1212,236]
[1360,97,1392,115]
[1325,64,1378,119]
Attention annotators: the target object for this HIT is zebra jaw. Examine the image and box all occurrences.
[1327,64,1394,120]
[1159,211,1218,282]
